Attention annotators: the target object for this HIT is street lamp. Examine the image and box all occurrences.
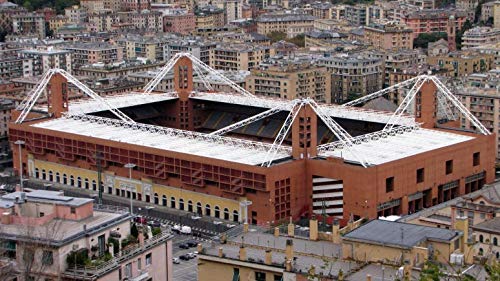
[124,163,136,217]
[14,140,25,191]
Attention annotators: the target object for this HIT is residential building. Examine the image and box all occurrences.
[194,70,249,92]
[0,98,13,167]
[0,189,174,281]
[210,43,275,71]
[0,2,26,35]
[0,54,29,79]
[471,217,500,260]
[462,27,500,49]
[117,35,173,62]
[74,61,164,79]
[64,5,87,24]
[311,2,334,20]
[256,12,315,36]
[383,48,426,93]
[427,51,495,77]
[313,19,351,32]
[164,37,216,66]
[63,42,122,68]
[18,48,72,76]
[213,0,243,23]
[428,38,449,56]
[80,0,105,13]
[195,5,225,28]
[49,15,69,32]
[12,12,45,39]
[471,42,500,68]
[495,1,500,28]
[87,12,120,32]
[163,12,196,34]
[117,10,164,32]
[129,70,174,92]
[318,53,384,103]
[456,0,479,20]
[245,62,331,103]
[345,5,367,26]
[122,0,150,11]
[481,1,498,22]
[363,22,413,50]
[405,0,435,9]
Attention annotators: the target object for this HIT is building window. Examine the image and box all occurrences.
[386,177,394,193]
[454,239,459,250]
[416,168,424,183]
[255,272,266,281]
[473,152,480,166]
[479,235,484,243]
[146,253,152,265]
[137,257,142,270]
[494,237,498,246]
[446,160,453,175]
[71,207,76,214]
[42,250,53,265]
[125,262,132,277]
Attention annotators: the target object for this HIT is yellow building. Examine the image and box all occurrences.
[210,44,275,71]
[245,62,332,103]
[342,219,466,266]
[363,22,413,50]
[427,51,495,77]
[256,12,315,36]
[495,1,500,29]
[195,6,225,29]
[49,15,69,32]
[80,0,105,13]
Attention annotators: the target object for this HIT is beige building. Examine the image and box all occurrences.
[462,27,500,49]
[210,44,275,71]
[256,12,316,37]
[495,1,500,28]
[471,217,500,260]
[363,22,413,50]
[427,51,495,77]
[63,42,122,68]
[0,189,173,281]
[195,6,225,28]
[48,15,69,32]
[246,62,331,103]
[80,0,105,13]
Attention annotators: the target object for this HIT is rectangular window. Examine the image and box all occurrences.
[386,177,394,193]
[146,253,152,265]
[42,250,53,265]
[125,263,132,277]
[454,239,459,250]
[473,152,480,166]
[255,272,266,281]
[137,258,142,270]
[416,168,424,183]
[446,160,453,175]
[70,207,76,214]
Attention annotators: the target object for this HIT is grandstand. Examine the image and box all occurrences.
[8,53,496,225]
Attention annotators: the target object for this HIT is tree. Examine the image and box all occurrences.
[267,31,286,43]
[419,261,445,281]
[413,32,447,49]
[287,34,305,47]
[131,223,139,238]
[485,261,500,280]
[456,19,473,50]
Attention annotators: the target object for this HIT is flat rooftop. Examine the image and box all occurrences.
[2,190,93,207]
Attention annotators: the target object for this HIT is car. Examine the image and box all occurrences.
[173,258,180,264]
[226,224,236,228]
[213,221,223,225]
[179,254,190,261]
[186,241,198,248]
[191,215,201,220]
[134,216,147,224]
[179,243,189,249]
[148,220,161,228]
[187,252,196,259]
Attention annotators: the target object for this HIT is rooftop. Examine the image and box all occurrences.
[471,217,500,234]
[343,220,461,249]
[1,190,93,207]
[257,12,316,23]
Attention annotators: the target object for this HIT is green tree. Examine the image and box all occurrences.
[485,261,500,280]
[286,34,305,47]
[456,19,473,50]
[267,31,286,43]
[131,223,139,238]
[413,32,447,49]
[419,261,445,281]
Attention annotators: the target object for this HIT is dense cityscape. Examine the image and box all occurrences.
[0,0,499,280]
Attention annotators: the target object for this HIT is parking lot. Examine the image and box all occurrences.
[172,235,208,281]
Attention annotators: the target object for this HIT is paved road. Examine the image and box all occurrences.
[171,235,208,281]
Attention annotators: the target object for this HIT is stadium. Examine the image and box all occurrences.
[9,53,496,226]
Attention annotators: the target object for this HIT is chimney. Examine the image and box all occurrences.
[265,250,272,265]
[287,217,294,237]
[197,243,202,253]
[285,259,292,272]
[332,219,340,244]
[366,274,372,281]
[274,227,279,237]
[239,245,247,261]
[308,265,316,277]
[138,231,145,247]
[243,222,249,233]
[285,239,293,261]
[309,217,318,241]
[218,247,223,258]
[1,212,11,224]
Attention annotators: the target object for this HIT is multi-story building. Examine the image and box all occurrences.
[245,62,331,103]
[164,37,216,66]
[311,2,334,20]
[18,48,72,76]
[0,2,26,35]
[428,51,495,77]
[471,217,500,259]
[63,42,121,68]
[345,5,367,26]
[74,60,163,79]
[64,5,87,24]
[462,27,500,49]
[87,12,120,32]
[471,42,500,68]
[0,98,13,167]
[80,0,105,13]
[163,12,196,34]
[0,54,29,79]
[481,1,497,22]
[456,0,479,20]
[118,10,164,32]
[495,1,500,29]
[363,22,413,50]
[210,43,275,71]
[12,12,45,39]
[195,5,225,28]
[212,0,243,23]
[318,53,384,103]
[49,15,69,32]
[256,12,315,36]
[383,48,426,87]
[405,0,435,9]
[122,0,150,11]
[0,189,173,281]
[117,35,173,62]
[129,70,174,92]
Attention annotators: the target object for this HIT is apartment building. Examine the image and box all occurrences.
[402,9,467,41]
[122,0,150,11]
[18,48,72,76]
[163,37,216,66]
[64,5,87,24]
[311,2,334,20]
[481,1,498,22]
[471,42,500,68]
[195,5,225,28]
[256,12,315,36]
[405,0,435,9]
[118,10,164,32]
[456,0,479,20]
[12,12,45,39]
[345,4,385,26]
[383,48,426,90]
[0,2,26,35]
[0,55,28,79]
[80,0,105,13]
[0,98,13,167]
[462,27,500,49]
[63,42,122,68]
[117,35,173,62]
[427,51,495,77]
[0,189,173,281]
[245,62,331,103]
[212,0,243,23]
[363,22,413,50]
[87,12,120,32]
[495,1,500,29]
[210,43,275,71]
[163,12,196,34]
[318,53,384,104]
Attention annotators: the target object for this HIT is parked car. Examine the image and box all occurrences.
[179,243,189,249]
[173,258,180,264]
[191,215,201,220]
[186,241,198,248]
[187,252,196,259]
[179,254,190,261]
[134,216,147,224]
[148,220,161,228]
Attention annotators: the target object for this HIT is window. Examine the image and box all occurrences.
[473,152,480,166]
[23,248,34,263]
[125,263,132,277]
[255,272,266,281]
[480,212,485,219]
[70,207,76,214]
[494,237,498,246]
[137,258,142,270]
[479,235,484,243]
[386,177,394,193]
[274,275,282,281]
[416,168,424,183]
[233,268,240,280]
[42,250,53,265]
[146,253,152,265]
[446,160,453,174]
[454,239,459,250]
[39,212,44,217]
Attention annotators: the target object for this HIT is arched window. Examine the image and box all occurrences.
[63,174,67,185]
[84,178,89,189]
[42,169,46,180]
[70,175,74,186]
[214,206,220,218]
[479,248,484,256]
[479,235,484,243]
[224,208,229,220]
[196,202,202,215]
[48,171,53,182]
[35,168,39,178]
[77,177,82,188]
[91,180,96,190]
[179,199,184,210]
[205,204,211,216]
[171,197,176,208]
[55,172,60,183]
[162,195,167,206]
[233,210,239,222]
[494,237,498,246]
[187,200,193,212]
[496,252,499,259]
[154,193,159,205]
[480,201,485,205]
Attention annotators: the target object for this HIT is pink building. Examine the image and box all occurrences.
[163,13,196,35]
[0,189,173,281]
